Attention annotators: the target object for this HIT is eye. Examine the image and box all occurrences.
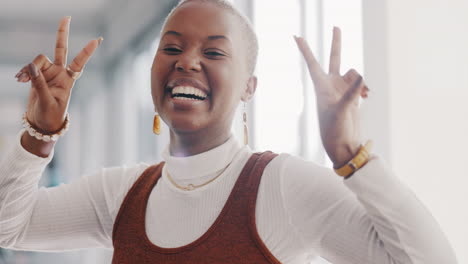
[205,50,225,57]
[163,47,182,53]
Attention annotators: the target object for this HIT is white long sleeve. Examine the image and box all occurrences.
[0,130,146,251]
[0,130,457,263]
[278,154,458,263]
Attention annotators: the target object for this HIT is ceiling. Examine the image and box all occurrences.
[0,0,176,66]
[0,0,112,66]
[0,0,110,20]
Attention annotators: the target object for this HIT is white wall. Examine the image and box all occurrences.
[363,0,468,262]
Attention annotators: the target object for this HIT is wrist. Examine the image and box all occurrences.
[333,140,373,178]
[22,112,70,142]
[332,142,361,169]
[20,130,56,158]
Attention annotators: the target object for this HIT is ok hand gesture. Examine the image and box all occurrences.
[294,27,369,168]
[16,16,102,134]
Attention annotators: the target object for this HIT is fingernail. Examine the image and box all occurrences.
[28,63,39,78]
[66,16,71,20]
[97,36,104,46]
[17,72,28,82]
[15,71,22,78]
[294,35,299,42]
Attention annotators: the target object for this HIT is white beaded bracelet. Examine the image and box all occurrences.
[21,112,70,142]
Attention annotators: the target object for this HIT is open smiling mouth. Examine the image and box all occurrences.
[171,86,208,101]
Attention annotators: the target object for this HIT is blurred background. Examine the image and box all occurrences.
[0,0,467,263]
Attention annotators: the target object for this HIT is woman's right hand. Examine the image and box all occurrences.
[16,16,102,133]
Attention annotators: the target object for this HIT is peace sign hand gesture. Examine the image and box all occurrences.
[16,16,101,135]
[294,27,369,168]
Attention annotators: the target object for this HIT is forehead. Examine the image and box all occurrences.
[163,2,242,43]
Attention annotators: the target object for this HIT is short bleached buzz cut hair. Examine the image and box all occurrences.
[161,0,259,75]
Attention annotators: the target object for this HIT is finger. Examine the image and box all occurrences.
[69,37,102,72]
[17,72,30,82]
[361,86,370,98]
[16,65,35,82]
[294,35,325,81]
[343,68,359,84]
[328,27,342,75]
[342,75,364,105]
[28,63,52,103]
[54,16,71,66]
[344,69,369,98]
[15,68,26,78]
[16,55,54,83]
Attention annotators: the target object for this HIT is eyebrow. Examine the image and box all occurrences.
[162,30,231,42]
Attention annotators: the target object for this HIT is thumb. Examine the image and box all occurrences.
[342,75,364,106]
[28,63,52,103]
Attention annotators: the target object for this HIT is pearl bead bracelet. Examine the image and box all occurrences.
[21,112,70,142]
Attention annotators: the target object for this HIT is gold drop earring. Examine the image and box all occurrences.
[153,114,161,135]
[243,102,249,145]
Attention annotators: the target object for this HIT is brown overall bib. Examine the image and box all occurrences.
[112,151,282,264]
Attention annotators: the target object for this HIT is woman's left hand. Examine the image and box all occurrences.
[294,27,369,168]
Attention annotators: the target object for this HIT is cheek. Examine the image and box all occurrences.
[151,53,169,110]
[206,62,243,114]
[209,61,241,95]
[152,53,166,83]
[151,58,161,112]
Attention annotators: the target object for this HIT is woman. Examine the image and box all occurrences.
[0,0,457,263]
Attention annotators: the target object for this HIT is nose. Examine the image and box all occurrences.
[175,50,202,73]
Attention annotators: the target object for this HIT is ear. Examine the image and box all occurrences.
[241,75,257,102]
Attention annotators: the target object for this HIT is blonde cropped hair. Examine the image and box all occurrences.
[161,0,259,75]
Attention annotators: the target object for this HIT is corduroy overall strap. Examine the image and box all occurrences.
[112,151,281,264]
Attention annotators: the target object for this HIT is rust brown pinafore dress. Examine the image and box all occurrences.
[111,151,282,264]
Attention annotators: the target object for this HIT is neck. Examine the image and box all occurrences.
[169,128,232,157]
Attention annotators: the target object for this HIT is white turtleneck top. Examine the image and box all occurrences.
[0,130,457,264]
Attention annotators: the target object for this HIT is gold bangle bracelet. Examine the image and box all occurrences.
[334,140,373,177]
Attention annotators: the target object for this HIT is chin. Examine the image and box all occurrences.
[166,115,206,134]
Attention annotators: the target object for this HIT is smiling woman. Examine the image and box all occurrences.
[0,0,459,264]
[151,0,257,156]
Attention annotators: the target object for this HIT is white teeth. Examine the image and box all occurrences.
[177,97,196,100]
[172,86,207,99]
